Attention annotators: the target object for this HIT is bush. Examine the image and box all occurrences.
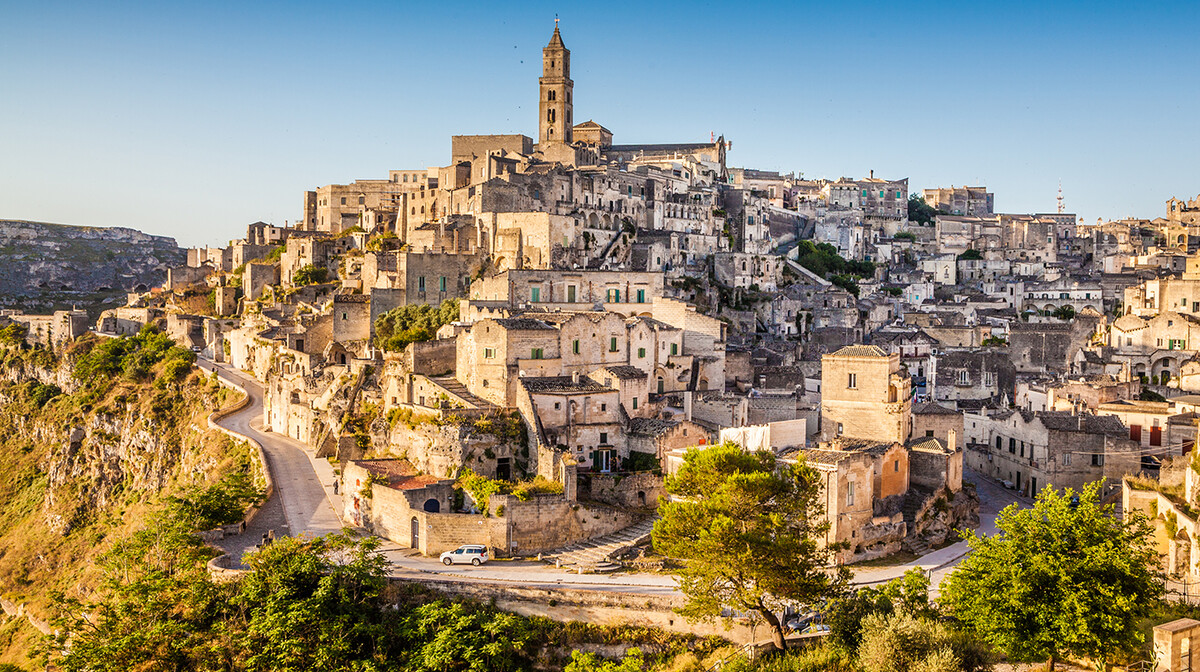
[858,612,992,672]
[0,323,28,346]
[292,264,328,285]
[168,472,263,530]
[622,451,660,473]
[375,300,459,351]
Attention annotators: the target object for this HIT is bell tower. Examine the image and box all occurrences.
[539,21,572,146]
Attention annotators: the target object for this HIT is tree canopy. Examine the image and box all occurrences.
[794,240,875,281]
[374,300,459,352]
[940,481,1163,671]
[908,195,939,225]
[292,264,328,285]
[651,442,850,650]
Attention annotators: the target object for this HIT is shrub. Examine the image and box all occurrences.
[292,264,328,285]
[374,299,459,351]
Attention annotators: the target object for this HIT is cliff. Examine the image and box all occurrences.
[0,219,185,313]
[0,337,251,667]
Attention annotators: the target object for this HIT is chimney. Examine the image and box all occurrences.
[947,428,957,451]
[870,169,874,179]
[571,371,580,384]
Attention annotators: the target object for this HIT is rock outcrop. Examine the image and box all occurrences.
[0,219,185,311]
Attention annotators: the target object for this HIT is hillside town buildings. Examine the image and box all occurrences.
[69,23,1200,572]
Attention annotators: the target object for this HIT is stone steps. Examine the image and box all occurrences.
[541,518,656,571]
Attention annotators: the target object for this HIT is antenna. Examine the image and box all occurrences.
[1057,181,1064,214]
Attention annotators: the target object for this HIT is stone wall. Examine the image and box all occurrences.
[580,471,664,509]
[403,577,756,643]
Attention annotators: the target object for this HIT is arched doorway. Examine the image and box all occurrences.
[423,499,440,513]
[410,516,420,549]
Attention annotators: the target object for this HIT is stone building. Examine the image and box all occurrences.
[922,186,994,216]
[819,345,912,443]
[963,409,1141,496]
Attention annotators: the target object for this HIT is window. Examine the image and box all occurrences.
[439,276,446,292]
[531,287,541,302]
[670,343,678,356]
[341,312,348,320]
[984,371,995,387]
[567,285,576,303]
[638,347,646,358]
[609,337,618,352]
[418,276,425,292]
[837,423,844,436]
[358,196,364,205]
[340,197,346,205]
[926,430,934,437]
[600,432,608,444]
[847,373,857,389]
[637,289,646,303]
[1063,452,1071,466]
[893,459,899,472]
[554,402,560,410]
[846,481,855,507]
[957,370,970,385]
[531,348,543,359]
[572,339,580,354]
[1091,453,1104,467]
[1009,438,1016,454]
[607,289,621,302]
[632,398,638,409]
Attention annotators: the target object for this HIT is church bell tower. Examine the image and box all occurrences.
[539,21,573,146]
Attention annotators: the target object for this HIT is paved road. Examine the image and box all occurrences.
[199,360,344,566]
[853,469,1030,594]
[197,357,1033,595]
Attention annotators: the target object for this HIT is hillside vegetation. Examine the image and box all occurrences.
[0,329,255,669]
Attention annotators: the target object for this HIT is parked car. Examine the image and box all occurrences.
[440,545,489,566]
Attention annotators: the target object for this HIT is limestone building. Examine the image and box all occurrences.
[819,345,912,443]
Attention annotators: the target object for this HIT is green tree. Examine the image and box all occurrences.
[956,249,983,261]
[941,482,1163,671]
[908,195,939,226]
[235,532,392,672]
[374,299,459,351]
[46,506,230,672]
[564,648,644,672]
[292,264,328,285]
[652,442,850,650]
[1051,305,1076,321]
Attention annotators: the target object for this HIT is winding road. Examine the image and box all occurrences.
[197,357,1025,595]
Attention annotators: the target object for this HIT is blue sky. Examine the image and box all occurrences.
[1,1,1196,248]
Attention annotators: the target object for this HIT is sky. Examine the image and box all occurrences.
[1,0,1197,248]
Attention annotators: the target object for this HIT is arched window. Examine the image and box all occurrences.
[548,90,556,101]
[547,109,555,123]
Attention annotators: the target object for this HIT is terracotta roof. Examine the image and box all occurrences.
[353,459,443,491]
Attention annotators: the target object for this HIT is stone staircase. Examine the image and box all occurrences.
[901,487,935,556]
[540,517,656,573]
[429,375,497,410]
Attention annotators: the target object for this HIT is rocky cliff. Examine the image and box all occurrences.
[0,338,249,666]
[0,219,185,313]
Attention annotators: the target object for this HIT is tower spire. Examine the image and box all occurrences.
[1057,180,1064,214]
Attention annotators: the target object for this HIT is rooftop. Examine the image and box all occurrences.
[522,376,612,394]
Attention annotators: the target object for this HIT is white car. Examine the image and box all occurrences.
[440,545,489,566]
